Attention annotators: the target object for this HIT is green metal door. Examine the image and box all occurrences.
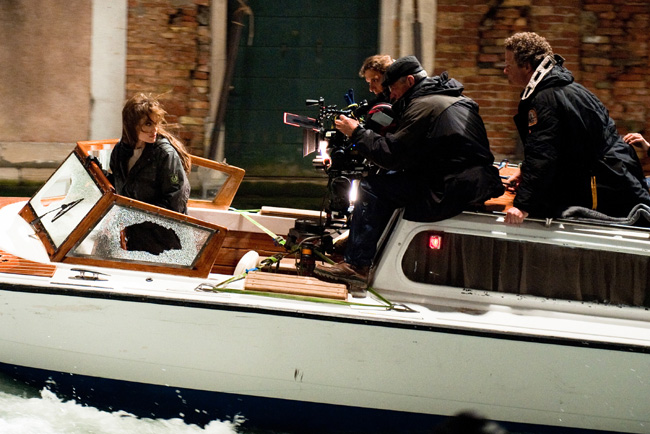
[225,1,380,178]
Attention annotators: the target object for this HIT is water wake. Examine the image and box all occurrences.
[0,388,240,434]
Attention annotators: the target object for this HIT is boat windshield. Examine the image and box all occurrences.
[26,152,103,248]
[19,143,228,278]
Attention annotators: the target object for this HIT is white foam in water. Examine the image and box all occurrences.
[0,388,240,434]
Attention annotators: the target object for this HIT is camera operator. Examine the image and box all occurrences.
[314,56,504,296]
[358,54,393,103]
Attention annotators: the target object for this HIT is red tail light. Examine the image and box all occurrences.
[429,235,442,250]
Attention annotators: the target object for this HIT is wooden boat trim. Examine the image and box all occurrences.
[0,249,56,278]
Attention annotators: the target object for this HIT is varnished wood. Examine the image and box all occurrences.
[259,206,324,219]
[0,197,27,207]
[76,139,119,155]
[244,271,347,300]
[211,230,286,273]
[187,155,245,210]
[0,249,56,278]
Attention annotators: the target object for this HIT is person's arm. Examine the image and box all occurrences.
[510,100,561,220]
[336,114,407,170]
[338,99,429,170]
[156,147,189,213]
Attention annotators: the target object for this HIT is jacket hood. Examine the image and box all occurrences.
[393,71,464,114]
[412,71,465,98]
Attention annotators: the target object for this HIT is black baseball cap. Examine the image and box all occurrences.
[382,55,424,87]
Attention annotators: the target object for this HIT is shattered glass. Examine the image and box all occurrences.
[70,203,214,268]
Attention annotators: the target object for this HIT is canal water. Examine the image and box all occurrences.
[0,375,243,434]
[0,373,240,434]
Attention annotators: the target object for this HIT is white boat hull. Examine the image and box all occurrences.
[1,277,648,433]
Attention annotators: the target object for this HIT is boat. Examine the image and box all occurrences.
[0,138,649,433]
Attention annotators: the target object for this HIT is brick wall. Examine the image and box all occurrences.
[121,1,650,164]
[434,0,650,167]
[126,0,211,156]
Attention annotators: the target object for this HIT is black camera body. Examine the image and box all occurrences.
[306,98,369,179]
[284,96,372,220]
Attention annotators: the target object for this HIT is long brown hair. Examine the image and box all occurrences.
[121,93,192,174]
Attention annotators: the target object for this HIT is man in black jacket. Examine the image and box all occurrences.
[314,56,504,295]
[503,32,650,224]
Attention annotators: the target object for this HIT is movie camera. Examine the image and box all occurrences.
[281,90,395,275]
[284,90,395,217]
[284,94,368,179]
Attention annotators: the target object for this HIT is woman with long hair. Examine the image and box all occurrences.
[110,93,191,213]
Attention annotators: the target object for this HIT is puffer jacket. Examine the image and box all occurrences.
[110,136,190,214]
[513,55,650,218]
[350,72,504,221]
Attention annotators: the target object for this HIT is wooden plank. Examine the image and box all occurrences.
[220,231,284,249]
[0,249,56,278]
[260,206,324,219]
[211,230,287,274]
[244,271,347,300]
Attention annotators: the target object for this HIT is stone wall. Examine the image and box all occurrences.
[434,0,650,168]
[126,0,212,156]
[0,0,92,184]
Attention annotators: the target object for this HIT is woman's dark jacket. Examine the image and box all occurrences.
[513,55,650,218]
[350,72,504,221]
[110,136,190,214]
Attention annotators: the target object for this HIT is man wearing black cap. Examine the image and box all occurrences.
[314,55,504,296]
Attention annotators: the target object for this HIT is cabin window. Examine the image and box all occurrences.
[402,231,650,307]
[69,203,214,268]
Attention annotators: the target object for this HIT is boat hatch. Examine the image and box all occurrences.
[18,141,233,278]
[402,230,650,307]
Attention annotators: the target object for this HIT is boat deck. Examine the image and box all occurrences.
[0,249,56,278]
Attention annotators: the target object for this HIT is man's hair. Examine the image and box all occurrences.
[358,54,394,77]
[504,32,553,69]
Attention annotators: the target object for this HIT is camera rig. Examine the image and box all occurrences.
[284,94,372,220]
[282,92,395,275]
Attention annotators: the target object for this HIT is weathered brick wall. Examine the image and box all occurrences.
[580,1,650,136]
[126,0,211,156]
[434,0,650,167]
[122,0,650,165]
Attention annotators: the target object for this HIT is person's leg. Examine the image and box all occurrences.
[344,175,405,267]
[315,172,419,293]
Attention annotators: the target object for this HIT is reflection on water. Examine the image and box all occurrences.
[0,373,240,434]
